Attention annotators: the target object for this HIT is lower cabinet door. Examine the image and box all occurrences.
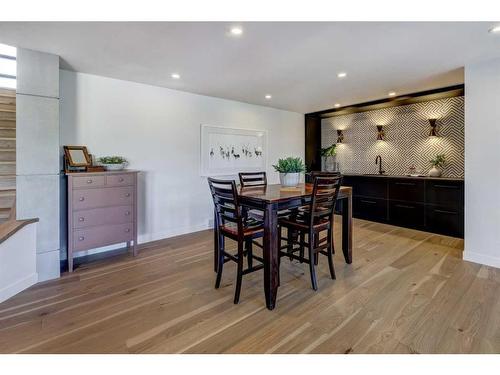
[353,197,387,222]
[389,200,424,229]
[425,205,463,238]
[73,223,134,252]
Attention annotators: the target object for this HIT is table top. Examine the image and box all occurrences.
[237,183,352,203]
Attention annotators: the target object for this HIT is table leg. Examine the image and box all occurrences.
[341,195,353,264]
[263,203,279,310]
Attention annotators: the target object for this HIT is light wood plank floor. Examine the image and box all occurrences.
[1,217,499,354]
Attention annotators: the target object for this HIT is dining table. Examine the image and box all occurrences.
[213,183,353,310]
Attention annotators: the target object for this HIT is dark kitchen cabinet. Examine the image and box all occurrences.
[343,174,464,238]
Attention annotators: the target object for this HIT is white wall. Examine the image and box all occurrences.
[60,70,304,257]
[464,58,500,268]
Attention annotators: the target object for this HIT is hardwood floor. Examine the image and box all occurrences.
[1,217,499,354]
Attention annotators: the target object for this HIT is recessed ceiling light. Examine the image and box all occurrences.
[230,26,243,36]
[334,103,341,108]
[337,72,347,78]
[265,94,272,99]
[488,25,500,33]
[171,73,180,79]
[388,91,396,97]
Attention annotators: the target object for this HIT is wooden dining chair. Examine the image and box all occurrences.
[238,171,267,187]
[278,175,343,290]
[208,177,265,304]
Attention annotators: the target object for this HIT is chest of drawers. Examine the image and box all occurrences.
[66,170,139,272]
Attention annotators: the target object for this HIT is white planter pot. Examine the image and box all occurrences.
[102,163,126,171]
[428,166,442,177]
[279,172,300,187]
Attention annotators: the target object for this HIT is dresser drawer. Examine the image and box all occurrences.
[389,200,424,229]
[72,175,105,188]
[73,205,134,229]
[106,173,134,187]
[353,196,387,222]
[425,180,464,208]
[425,205,463,237]
[73,223,134,252]
[72,186,134,210]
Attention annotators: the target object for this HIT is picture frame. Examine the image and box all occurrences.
[63,145,92,167]
[200,125,267,176]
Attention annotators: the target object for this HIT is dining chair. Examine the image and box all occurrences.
[238,171,267,187]
[278,175,343,290]
[208,177,265,304]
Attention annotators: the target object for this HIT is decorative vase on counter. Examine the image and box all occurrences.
[279,172,300,187]
[428,166,442,177]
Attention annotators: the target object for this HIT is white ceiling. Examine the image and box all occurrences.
[0,22,499,113]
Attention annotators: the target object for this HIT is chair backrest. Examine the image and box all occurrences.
[308,175,343,225]
[238,171,267,187]
[207,177,243,231]
[311,171,342,179]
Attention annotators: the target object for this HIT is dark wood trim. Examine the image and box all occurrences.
[305,114,322,173]
[307,84,464,119]
[0,218,39,245]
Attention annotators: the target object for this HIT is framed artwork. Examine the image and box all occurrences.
[200,125,267,176]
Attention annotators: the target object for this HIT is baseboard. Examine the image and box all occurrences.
[0,273,38,303]
[463,250,500,269]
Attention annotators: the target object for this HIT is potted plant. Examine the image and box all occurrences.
[429,154,445,177]
[273,157,305,187]
[97,156,128,171]
[321,144,337,171]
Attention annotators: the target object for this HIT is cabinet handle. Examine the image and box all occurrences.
[87,179,93,184]
[125,193,131,197]
[78,217,85,222]
[435,209,458,215]
[434,184,459,190]
[395,182,415,186]
[125,228,130,233]
[360,200,377,204]
[78,236,85,241]
[125,211,130,216]
[395,204,414,209]
[79,197,85,201]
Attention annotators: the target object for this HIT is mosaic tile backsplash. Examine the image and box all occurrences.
[321,96,464,178]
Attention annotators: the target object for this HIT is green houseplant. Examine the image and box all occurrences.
[321,144,337,171]
[272,157,305,187]
[97,156,128,171]
[429,154,445,177]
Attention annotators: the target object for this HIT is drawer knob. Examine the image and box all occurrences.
[125,193,131,197]
[78,217,85,222]
[87,179,93,184]
[119,178,124,182]
[78,236,85,241]
[125,228,130,233]
[79,197,85,201]
[125,211,130,216]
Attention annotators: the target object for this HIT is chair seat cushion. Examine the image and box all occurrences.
[221,217,264,237]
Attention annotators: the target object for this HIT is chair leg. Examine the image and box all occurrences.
[245,238,253,269]
[314,233,319,265]
[234,241,244,304]
[287,227,294,261]
[299,232,305,263]
[327,228,336,280]
[308,233,318,291]
[215,234,225,288]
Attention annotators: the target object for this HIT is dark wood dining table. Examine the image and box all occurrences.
[213,183,353,310]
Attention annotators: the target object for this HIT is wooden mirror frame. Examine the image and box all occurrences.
[63,146,92,167]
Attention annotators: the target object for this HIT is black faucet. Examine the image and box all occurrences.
[375,155,385,175]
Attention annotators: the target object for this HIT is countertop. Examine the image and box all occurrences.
[341,173,464,182]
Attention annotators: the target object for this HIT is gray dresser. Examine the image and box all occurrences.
[66,170,139,272]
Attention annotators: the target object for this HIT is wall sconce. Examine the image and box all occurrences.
[376,125,385,141]
[428,119,438,137]
[337,129,344,143]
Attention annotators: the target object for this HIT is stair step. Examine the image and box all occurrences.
[0,191,15,209]
[0,175,16,190]
[0,129,15,138]
[0,110,15,121]
[0,162,15,175]
[0,139,15,149]
[0,149,15,161]
[0,119,15,129]
[0,88,15,97]
[0,207,11,219]
[0,102,15,111]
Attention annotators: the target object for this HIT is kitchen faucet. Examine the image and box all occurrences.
[375,155,385,175]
